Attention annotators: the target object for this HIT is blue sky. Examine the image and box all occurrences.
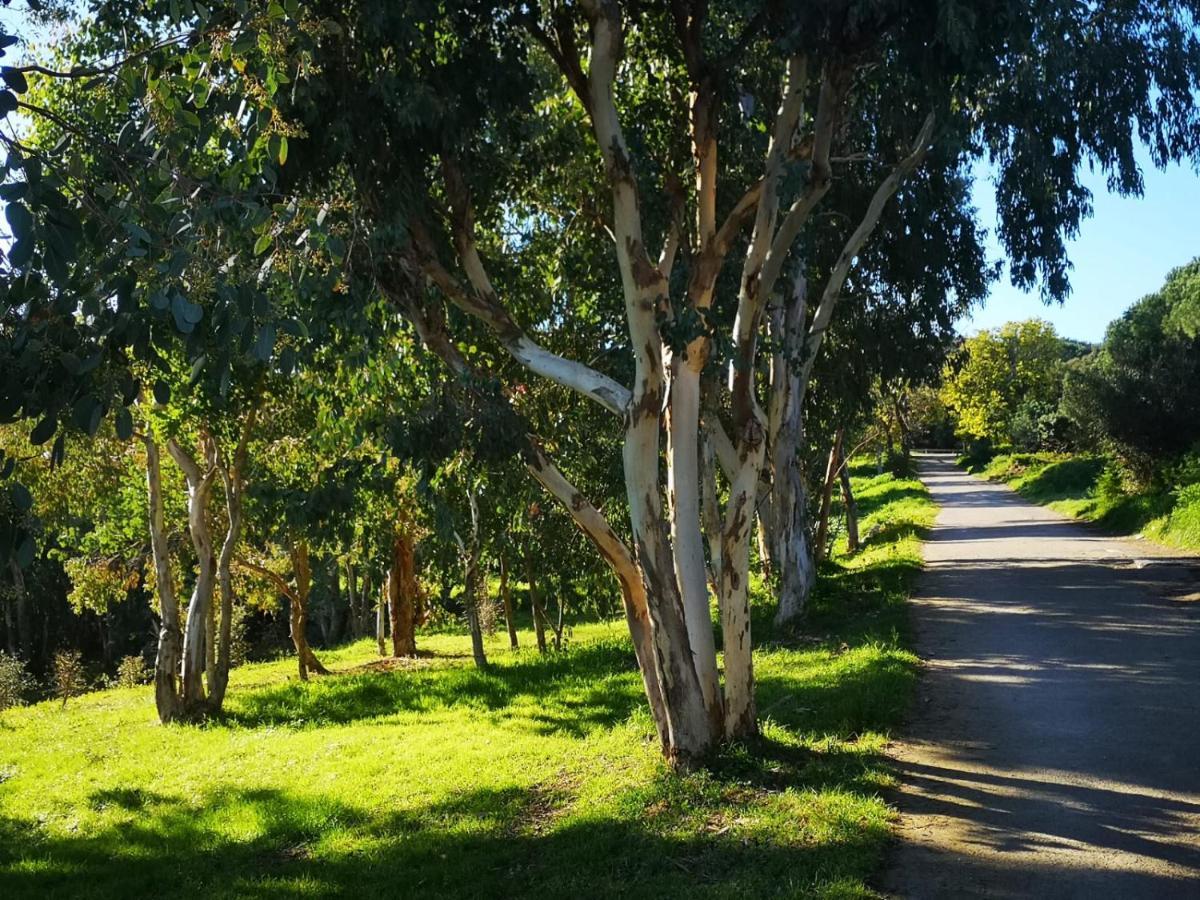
[963,148,1200,343]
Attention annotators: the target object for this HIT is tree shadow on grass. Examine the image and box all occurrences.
[0,773,886,900]
[222,639,647,739]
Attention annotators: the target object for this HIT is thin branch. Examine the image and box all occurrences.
[235,556,297,604]
[802,110,937,374]
[13,33,192,79]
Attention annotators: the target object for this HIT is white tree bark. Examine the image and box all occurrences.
[583,0,716,763]
[143,434,182,723]
[166,435,218,712]
[209,407,256,709]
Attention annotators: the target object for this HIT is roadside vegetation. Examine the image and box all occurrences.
[960,452,1200,553]
[0,469,933,900]
[910,260,1200,556]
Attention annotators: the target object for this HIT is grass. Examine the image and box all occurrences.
[0,470,934,900]
[962,451,1200,552]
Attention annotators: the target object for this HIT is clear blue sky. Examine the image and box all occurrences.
[963,148,1200,343]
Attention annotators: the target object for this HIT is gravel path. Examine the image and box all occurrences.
[880,452,1200,899]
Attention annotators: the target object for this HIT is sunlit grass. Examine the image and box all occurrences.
[0,471,933,899]
[966,451,1200,552]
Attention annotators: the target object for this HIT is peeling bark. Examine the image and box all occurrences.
[166,435,218,714]
[144,435,182,723]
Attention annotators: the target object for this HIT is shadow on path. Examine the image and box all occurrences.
[880,453,1200,899]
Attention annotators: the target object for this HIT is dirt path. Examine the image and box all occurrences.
[880,452,1200,899]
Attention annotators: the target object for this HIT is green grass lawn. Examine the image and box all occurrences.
[0,471,933,899]
[964,452,1200,552]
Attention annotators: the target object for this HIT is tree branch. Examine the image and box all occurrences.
[801,111,937,379]
[413,202,631,417]
[234,557,297,604]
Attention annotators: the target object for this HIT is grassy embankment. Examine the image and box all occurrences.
[962,452,1200,552]
[0,467,933,899]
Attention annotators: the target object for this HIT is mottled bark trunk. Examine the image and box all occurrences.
[699,432,723,593]
[769,275,816,629]
[167,437,218,715]
[717,421,763,739]
[666,357,724,730]
[144,437,182,723]
[499,554,518,649]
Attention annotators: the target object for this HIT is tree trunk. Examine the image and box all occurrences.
[840,452,860,554]
[460,488,488,669]
[499,553,518,649]
[768,272,817,629]
[666,355,724,731]
[699,431,723,594]
[388,528,418,657]
[8,559,30,658]
[525,547,547,655]
[166,436,218,715]
[3,583,14,656]
[815,429,844,560]
[144,436,182,723]
[288,540,329,679]
[359,570,372,640]
[346,561,359,639]
[376,578,387,656]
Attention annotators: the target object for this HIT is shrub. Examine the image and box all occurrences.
[113,654,151,688]
[1096,464,1126,506]
[52,650,88,707]
[0,652,32,712]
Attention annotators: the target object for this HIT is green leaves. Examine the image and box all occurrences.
[254,324,275,362]
[114,406,134,441]
[170,294,204,334]
[5,201,32,241]
[29,416,57,446]
[1,67,28,94]
[10,482,32,512]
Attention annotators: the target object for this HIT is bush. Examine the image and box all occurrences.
[112,654,151,688]
[52,650,88,707]
[0,652,32,712]
[1164,485,1200,547]
[1096,464,1126,506]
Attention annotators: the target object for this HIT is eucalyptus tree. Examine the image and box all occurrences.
[7,0,1200,765]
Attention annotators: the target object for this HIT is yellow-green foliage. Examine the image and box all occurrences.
[941,319,1065,442]
[0,472,934,899]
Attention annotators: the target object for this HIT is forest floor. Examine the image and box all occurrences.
[880,453,1200,899]
[0,467,932,900]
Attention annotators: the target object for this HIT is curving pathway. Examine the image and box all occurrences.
[880,452,1200,899]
